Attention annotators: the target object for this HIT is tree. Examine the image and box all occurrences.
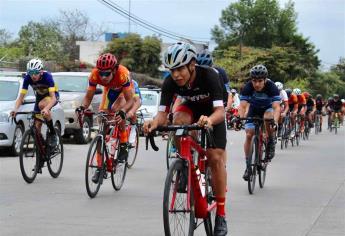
[212,0,298,49]
[0,28,12,46]
[106,34,161,77]
[330,57,345,82]
[18,21,64,61]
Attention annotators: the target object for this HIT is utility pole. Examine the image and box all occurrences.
[128,0,131,33]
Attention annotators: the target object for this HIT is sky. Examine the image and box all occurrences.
[0,0,344,70]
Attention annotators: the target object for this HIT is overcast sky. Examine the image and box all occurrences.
[0,0,344,70]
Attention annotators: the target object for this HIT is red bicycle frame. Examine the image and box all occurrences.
[170,135,217,219]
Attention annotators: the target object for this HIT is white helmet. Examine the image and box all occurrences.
[293,88,301,95]
[163,42,197,70]
[341,99,345,103]
[27,59,43,71]
[275,81,283,90]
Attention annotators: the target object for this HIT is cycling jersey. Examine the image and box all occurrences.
[89,65,131,111]
[315,98,324,111]
[297,94,306,105]
[160,65,224,114]
[280,90,288,102]
[212,66,229,106]
[21,71,59,100]
[21,71,59,112]
[306,98,315,110]
[160,65,226,149]
[240,79,281,109]
[131,79,141,100]
[329,99,343,112]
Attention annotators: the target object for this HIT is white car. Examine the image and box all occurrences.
[0,76,65,155]
[139,87,161,120]
[53,72,102,144]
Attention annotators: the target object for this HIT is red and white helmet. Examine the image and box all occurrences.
[96,53,117,70]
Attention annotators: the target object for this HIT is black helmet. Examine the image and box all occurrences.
[250,64,268,79]
[285,88,292,97]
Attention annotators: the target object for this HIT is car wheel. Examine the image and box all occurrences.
[11,124,24,156]
[74,116,91,144]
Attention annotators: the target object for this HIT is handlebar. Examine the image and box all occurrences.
[11,111,42,125]
[145,124,216,151]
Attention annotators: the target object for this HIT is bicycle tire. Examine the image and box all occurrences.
[315,116,319,135]
[19,130,39,184]
[204,167,216,236]
[166,131,176,170]
[163,158,195,236]
[47,128,64,178]
[111,139,127,191]
[259,140,267,188]
[127,126,139,169]
[85,136,104,198]
[248,136,257,194]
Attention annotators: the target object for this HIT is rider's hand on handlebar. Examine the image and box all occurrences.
[10,110,17,117]
[115,110,126,124]
[197,115,213,128]
[143,120,157,135]
[75,105,85,113]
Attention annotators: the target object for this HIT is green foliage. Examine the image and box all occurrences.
[212,0,298,49]
[105,33,161,77]
[0,45,25,61]
[330,57,345,82]
[18,21,65,61]
[0,28,13,46]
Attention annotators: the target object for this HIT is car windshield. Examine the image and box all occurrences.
[141,92,158,106]
[54,75,88,92]
[0,81,19,101]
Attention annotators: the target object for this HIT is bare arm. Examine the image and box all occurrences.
[46,91,57,110]
[122,89,134,112]
[272,101,281,123]
[13,93,26,111]
[209,106,225,126]
[82,90,95,108]
[238,100,249,118]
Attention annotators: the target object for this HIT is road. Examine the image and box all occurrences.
[0,124,344,236]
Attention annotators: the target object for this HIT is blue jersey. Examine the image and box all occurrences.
[214,66,230,93]
[240,79,280,109]
[21,71,59,100]
[131,79,142,100]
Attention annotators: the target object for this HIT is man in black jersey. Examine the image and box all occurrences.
[144,42,228,236]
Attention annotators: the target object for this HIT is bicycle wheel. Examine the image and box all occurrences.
[111,140,127,191]
[204,167,216,236]
[19,130,39,183]
[127,126,139,169]
[47,128,64,178]
[259,141,267,188]
[248,136,257,194]
[85,136,104,198]
[166,131,176,170]
[315,116,319,135]
[163,158,195,236]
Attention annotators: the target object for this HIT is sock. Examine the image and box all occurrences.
[216,197,226,216]
[47,120,56,135]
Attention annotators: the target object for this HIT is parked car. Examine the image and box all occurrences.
[52,72,102,144]
[139,86,161,120]
[0,76,65,155]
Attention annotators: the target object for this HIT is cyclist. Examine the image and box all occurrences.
[303,92,316,128]
[144,42,228,235]
[235,65,281,180]
[327,94,343,126]
[275,82,289,137]
[79,53,134,182]
[315,94,324,131]
[11,58,59,147]
[197,49,231,110]
[293,88,306,133]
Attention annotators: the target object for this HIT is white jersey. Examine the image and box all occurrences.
[232,93,240,108]
[280,90,288,102]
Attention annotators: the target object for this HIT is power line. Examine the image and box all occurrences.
[97,0,209,44]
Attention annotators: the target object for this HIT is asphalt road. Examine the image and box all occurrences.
[1,123,344,236]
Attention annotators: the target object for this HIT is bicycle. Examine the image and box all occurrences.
[14,111,63,183]
[146,124,217,236]
[280,113,290,150]
[314,111,322,134]
[303,116,310,140]
[330,111,340,134]
[79,111,127,198]
[240,117,273,194]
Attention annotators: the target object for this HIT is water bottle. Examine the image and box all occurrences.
[129,124,137,144]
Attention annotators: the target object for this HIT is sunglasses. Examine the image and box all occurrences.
[27,70,40,76]
[99,71,112,77]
